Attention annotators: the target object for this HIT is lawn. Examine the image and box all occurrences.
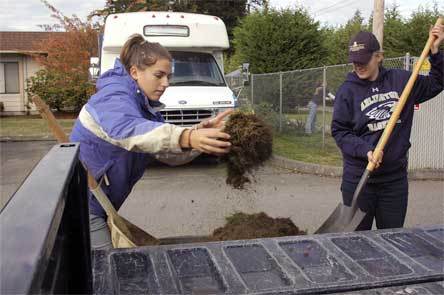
[0,116,76,138]
[285,110,333,128]
[0,115,343,167]
[273,132,342,167]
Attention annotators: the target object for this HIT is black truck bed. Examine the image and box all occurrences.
[1,144,443,294]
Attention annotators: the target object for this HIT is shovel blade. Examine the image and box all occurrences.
[121,216,159,246]
[343,208,367,232]
[109,215,159,248]
[315,204,367,234]
[316,169,371,234]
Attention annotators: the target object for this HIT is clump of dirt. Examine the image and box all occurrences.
[210,212,306,241]
[222,111,273,189]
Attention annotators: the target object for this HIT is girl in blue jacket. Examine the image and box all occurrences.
[70,34,232,249]
[331,25,444,231]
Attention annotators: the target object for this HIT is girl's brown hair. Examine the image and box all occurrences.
[120,34,172,73]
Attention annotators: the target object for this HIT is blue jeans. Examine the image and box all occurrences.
[341,176,408,230]
[305,101,317,134]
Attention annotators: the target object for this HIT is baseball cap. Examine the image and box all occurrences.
[348,31,380,64]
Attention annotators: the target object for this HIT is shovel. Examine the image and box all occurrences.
[315,17,443,234]
[32,95,159,247]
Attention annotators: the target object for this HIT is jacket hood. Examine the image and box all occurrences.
[95,59,165,111]
[96,59,137,93]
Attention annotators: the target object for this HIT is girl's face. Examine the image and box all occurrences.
[353,52,383,81]
[130,58,172,101]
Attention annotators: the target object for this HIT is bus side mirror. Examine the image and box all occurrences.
[89,57,100,80]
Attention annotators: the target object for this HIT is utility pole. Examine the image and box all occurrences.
[372,0,384,50]
[263,0,269,14]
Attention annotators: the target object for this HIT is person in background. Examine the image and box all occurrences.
[305,81,323,135]
[331,25,444,230]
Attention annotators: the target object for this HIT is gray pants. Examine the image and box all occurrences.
[305,101,317,134]
[89,214,113,250]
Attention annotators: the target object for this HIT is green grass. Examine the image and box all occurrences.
[1,115,343,167]
[285,111,333,126]
[274,110,341,166]
[0,117,75,138]
[273,132,342,167]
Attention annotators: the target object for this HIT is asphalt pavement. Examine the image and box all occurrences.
[1,141,443,236]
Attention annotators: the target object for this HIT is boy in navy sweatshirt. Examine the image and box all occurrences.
[331,25,444,230]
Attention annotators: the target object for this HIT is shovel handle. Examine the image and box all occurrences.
[31,95,118,218]
[32,95,69,143]
[367,17,443,171]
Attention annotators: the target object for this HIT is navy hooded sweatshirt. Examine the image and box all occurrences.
[332,52,444,183]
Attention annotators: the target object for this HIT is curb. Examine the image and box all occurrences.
[0,136,57,142]
[270,155,342,177]
[1,138,443,181]
[270,155,444,181]
[407,169,444,181]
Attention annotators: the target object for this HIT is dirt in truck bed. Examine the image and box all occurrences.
[158,212,306,245]
[222,111,273,189]
[210,212,306,241]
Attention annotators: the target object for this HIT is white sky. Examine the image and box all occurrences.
[0,0,441,31]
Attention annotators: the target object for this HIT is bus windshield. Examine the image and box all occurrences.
[169,51,226,87]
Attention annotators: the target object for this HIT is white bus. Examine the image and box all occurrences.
[91,11,236,126]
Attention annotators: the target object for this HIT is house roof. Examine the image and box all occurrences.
[0,31,66,53]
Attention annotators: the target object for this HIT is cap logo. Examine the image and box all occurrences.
[349,41,365,52]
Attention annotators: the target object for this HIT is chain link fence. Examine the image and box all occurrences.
[226,54,444,169]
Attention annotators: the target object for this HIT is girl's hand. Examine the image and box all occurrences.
[430,23,444,54]
[367,150,383,169]
[180,128,231,155]
[197,109,233,129]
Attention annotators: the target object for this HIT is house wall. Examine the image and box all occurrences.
[0,53,43,115]
[24,55,42,113]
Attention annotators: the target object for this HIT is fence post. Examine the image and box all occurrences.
[404,52,410,71]
[251,74,254,109]
[279,72,283,133]
[322,66,327,149]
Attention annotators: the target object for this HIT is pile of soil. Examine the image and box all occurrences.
[222,111,273,189]
[210,212,306,241]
